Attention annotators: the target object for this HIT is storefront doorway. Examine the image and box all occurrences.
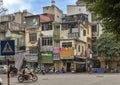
[67,63,71,72]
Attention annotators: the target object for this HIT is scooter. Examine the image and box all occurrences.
[41,70,46,75]
[17,70,38,82]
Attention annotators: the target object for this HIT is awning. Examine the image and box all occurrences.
[24,54,38,62]
[75,56,86,59]
[74,61,86,64]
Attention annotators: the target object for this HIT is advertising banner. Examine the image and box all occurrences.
[53,47,60,60]
[60,47,74,59]
[40,51,53,63]
[24,53,38,62]
[53,47,60,53]
[53,54,60,60]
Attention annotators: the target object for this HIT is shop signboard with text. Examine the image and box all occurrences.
[60,47,74,59]
[40,51,53,63]
[24,53,38,62]
[53,47,60,53]
[53,47,60,60]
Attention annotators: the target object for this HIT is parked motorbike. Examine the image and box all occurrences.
[35,67,41,73]
[17,70,38,82]
[10,66,18,77]
[10,71,17,77]
[41,70,46,75]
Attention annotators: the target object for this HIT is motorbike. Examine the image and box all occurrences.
[35,67,41,73]
[10,67,18,77]
[17,70,38,82]
[10,69,18,77]
[41,70,46,75]
[10,71,17,77]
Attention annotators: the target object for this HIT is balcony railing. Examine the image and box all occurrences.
[68,32,80,39]
[0,21,25,32]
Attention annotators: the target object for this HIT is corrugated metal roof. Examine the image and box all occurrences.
[40,13,54,23]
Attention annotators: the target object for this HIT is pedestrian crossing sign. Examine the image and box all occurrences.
[1,40,15,56]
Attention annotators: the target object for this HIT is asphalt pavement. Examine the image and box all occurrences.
[0,73,120,85]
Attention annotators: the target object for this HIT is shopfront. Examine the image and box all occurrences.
[40,51,54,68]
[53,47,60,70]
[74,57,86,72]
[24,53,38,70]
[60,47,74,72]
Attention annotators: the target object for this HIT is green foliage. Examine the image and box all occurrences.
[95,32,120,60]
[84,0,120,37]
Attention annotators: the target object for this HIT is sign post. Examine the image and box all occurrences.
[0,40,15,85]
[7,59,10,85]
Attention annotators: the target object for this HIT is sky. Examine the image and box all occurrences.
[2,0,77,14]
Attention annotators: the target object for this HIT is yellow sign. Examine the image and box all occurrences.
[60,47,74,59]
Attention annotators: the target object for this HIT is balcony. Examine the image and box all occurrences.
[68,32,80,39]
[0,21,25,33]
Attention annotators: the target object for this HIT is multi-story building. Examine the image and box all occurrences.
[25,0,63,70]
[67,0,92,22]
[69,2,102,60]
[40,0,63,71]
[0,10,32,70]
[60,13,88,72]
[43,0,63,22]
[91,14,103,58]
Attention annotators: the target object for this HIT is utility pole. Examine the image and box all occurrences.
[0,1,9,85]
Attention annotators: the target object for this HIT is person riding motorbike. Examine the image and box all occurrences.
[23,65,32,79]
[18,65,38,82]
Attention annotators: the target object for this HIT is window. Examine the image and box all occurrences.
[82,46,84,53]
[42,22,52,31]
[62,42,72,47]
[87,27,89,34]
[29,47,37,53]
[68,32,80,38]
[78,45,80,52]
[92,37,97,42]
[69,28,72,33]
[88,44,91,49]
[42,37,53,46]
[75,44,77,49]
[83,30,86,36]
[68,23,77,28]
[79,8,81,11]
[92,25,97,32]
[29,33,37,42]
[61,24,68,30]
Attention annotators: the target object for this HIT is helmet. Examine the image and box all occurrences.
[25,65,29,68]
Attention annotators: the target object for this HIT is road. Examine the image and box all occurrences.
[0,73,120,85]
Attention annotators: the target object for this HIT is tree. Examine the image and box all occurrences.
[95,32,120,70]
[84,0,120,38]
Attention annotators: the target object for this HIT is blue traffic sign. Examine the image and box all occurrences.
[1,40,15,56]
